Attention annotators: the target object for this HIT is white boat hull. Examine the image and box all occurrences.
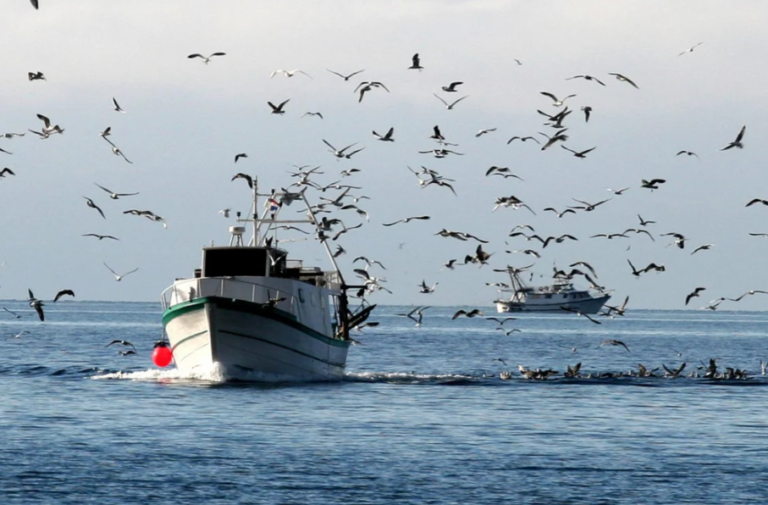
[163,297,350,381]
[496,294,611,314]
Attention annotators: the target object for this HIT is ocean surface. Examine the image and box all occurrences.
[1,301,767,505]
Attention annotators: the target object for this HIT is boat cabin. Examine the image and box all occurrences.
[200,246,329,287]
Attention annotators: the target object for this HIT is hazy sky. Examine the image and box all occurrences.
[2,0,768,311]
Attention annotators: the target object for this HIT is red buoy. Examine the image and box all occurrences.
[152,341,173,367]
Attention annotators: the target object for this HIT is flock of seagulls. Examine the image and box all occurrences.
[5,4,766,372]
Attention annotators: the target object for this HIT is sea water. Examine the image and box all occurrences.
[0,301,766,504]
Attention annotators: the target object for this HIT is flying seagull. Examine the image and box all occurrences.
[188,52,226,64]
[112,97,125,113]
[608,73,639,88]
[231,173,254,189]
[0,168,15,178]
[269,69,312,79]
[433,93,468,110]
[720,125,746,151]
[111,146,133,164]
[382,216,430,226]
[599,339,631,352]
[83,197,106,219]
[103,262,139,282]
[234,153,248,163]
[327,69,365,81]
[28,289,45,321]
[94,183,139,199]
[409,53,423,70]
[268,99,290,115]
[678,42,703,56]
[28,71,45,81]
[441,82,463,92]
[566,75,605,86]
[685,287,706,306]
[540,91,576,106]
[82,233,119,241]
[53,289,75,302]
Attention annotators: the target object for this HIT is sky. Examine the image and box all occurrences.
[2,0,768,310]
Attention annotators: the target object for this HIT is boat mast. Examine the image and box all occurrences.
[251,176,259,246]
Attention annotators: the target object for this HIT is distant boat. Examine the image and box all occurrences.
[160,181,374,381]
[493,267,611,314]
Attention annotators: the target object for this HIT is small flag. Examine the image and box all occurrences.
[266,198,281,213]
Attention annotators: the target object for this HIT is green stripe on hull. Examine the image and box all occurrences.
[162,297,350,349]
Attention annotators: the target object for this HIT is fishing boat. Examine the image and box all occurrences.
[160,178,374,381]
[493,266,611,314]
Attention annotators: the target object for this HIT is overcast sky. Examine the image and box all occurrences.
[2,0,767,311]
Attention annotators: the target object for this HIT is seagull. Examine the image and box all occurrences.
[82,233,119,241]
[53,289,75,302]
[561,145,596,158]
[540,91,576,106]
[27,289,45,321]
[507,136,540,145]
[94,183,139,200]
[0,168,15,178]
[99,126,111,139]
[268,99,290,114]
[28,71,46,81]
[604,296,630,317]
[112,97,125,113]
[3,307,22,318]
[419,280,438,294]
[442,82,463,92]
[678,42,703,56]
[566,75,605,86]
[409,53,423,70]
[354,81,389,102]
[720,125,746,151]
[606,187,630,195]
[452,308,483,319]
[690,244,714,255]
[234,153,248,163]
[581,106,592,122]
[323,139,359,159]
[219,209,231,218]
[433,93,468,110]
[231,173,254,189]
[599,339,631,352]
[676,150,699,158]
[372,127,395,142]
[302,112,323,119]
[106,339,136,350]
[327,69,365,81]
[2,132,25,138]
[608,73,639,88]
[36,113,64,136]
[561,306,601,324]
[746,198,768,207]
[539,130,569,151]
[382,216,430,226]
[638,214,655,226]
[103,262,139,282]
[641,178,666,190]
[685,287,706,305]
[83,197,106,219]
[111,146,133,164]
[269,69,312,79]
[187,52,226,64]
[727,290,768,302]
[475,128,497,138]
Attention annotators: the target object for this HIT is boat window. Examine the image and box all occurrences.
[298,288,305,303]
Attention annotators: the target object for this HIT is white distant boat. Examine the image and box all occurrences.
[160,180,374,381]
[493,266,611,314]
